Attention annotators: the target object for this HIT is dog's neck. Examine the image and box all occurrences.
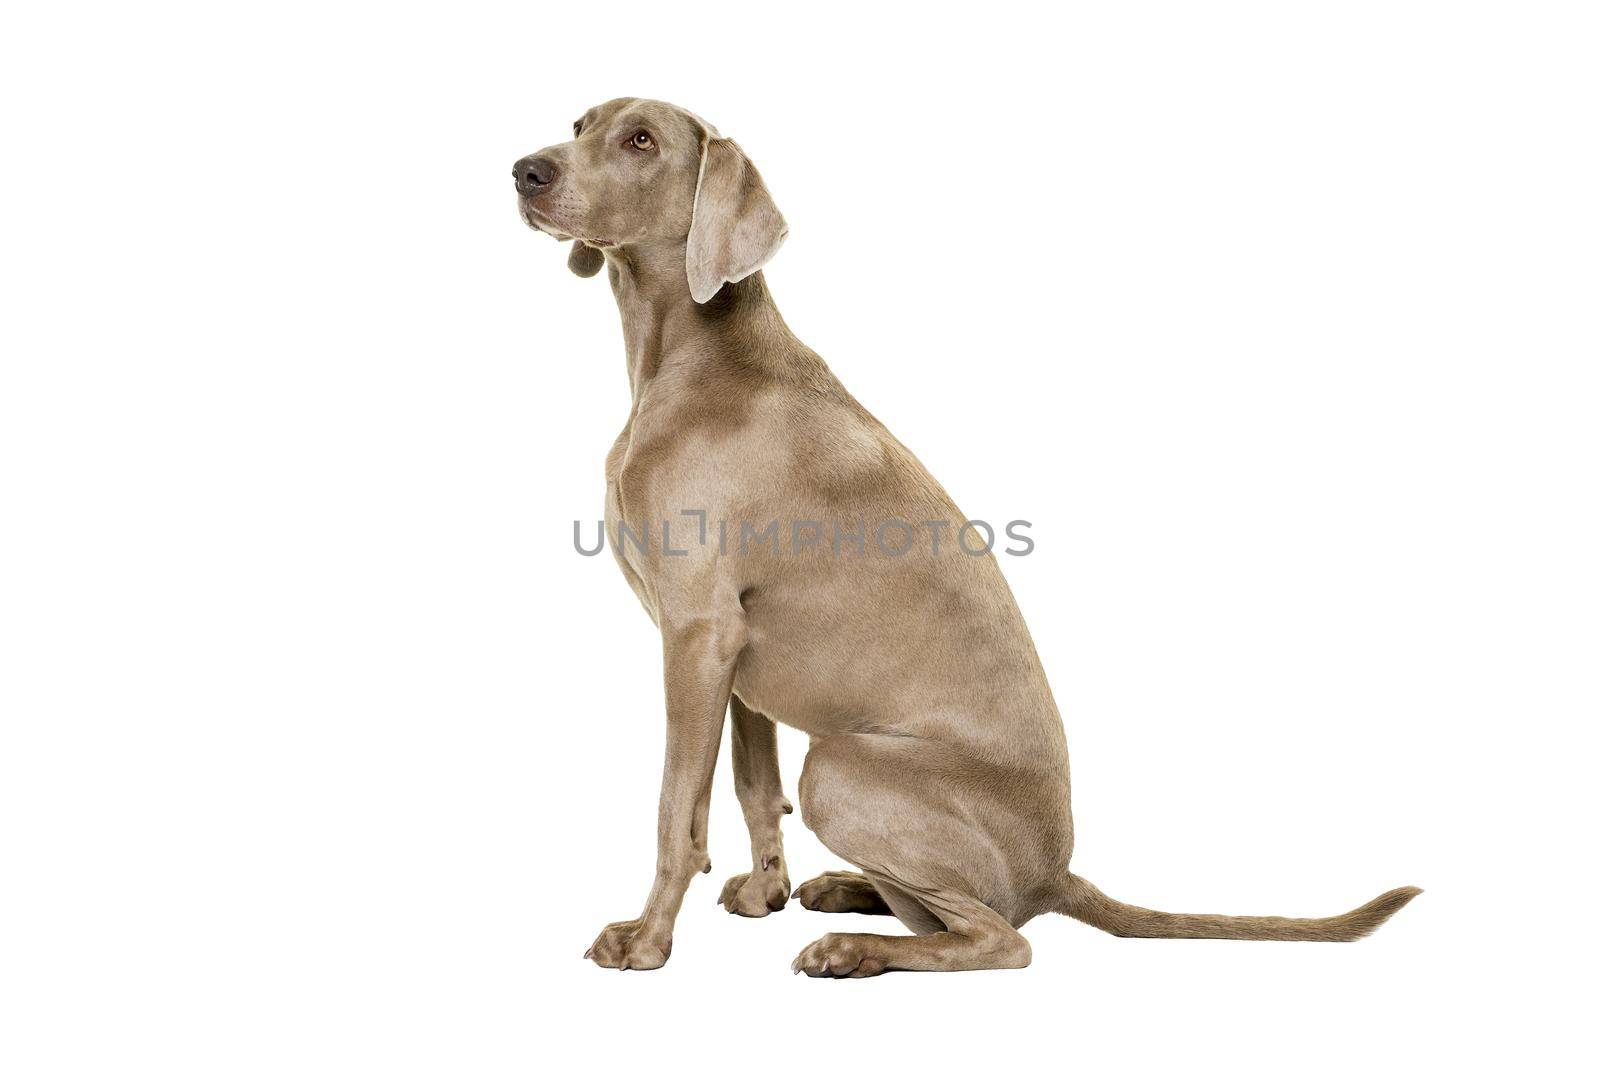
[603,239,792,401]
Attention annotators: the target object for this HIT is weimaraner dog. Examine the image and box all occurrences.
[513,98,1420,977]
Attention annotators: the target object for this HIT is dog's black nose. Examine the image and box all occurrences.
[514,155,559,196]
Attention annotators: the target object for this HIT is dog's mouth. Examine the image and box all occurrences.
[518,197,572,240]
[517,197,617,251]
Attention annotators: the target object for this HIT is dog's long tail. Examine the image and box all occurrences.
[1063,874,1422,942]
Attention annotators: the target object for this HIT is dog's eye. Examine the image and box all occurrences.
[630,131,655,151]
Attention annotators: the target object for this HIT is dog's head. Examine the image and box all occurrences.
[513,98,787,302]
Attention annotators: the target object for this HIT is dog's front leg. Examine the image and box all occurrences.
[717,695,793,916]
[585,612,744,970]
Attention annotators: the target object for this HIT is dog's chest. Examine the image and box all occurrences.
[602,423,660,624]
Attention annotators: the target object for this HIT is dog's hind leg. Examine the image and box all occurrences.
[790,878,1030,977]
[789,734,1045,977]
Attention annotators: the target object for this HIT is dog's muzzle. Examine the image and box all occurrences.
[513,155,558,197]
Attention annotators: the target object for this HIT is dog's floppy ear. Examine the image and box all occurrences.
[686,138,788,303]
[567,242,605,278]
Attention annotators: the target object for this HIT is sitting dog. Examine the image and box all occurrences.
[514,98,1420,976]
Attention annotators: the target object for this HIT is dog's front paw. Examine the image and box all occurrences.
[584,918,671,971]
[718,860,790,917]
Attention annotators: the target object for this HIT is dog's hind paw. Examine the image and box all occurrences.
[791,933,888,978]
[792,871,893,915]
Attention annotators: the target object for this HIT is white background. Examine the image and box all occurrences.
[3,2,1597,1063]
